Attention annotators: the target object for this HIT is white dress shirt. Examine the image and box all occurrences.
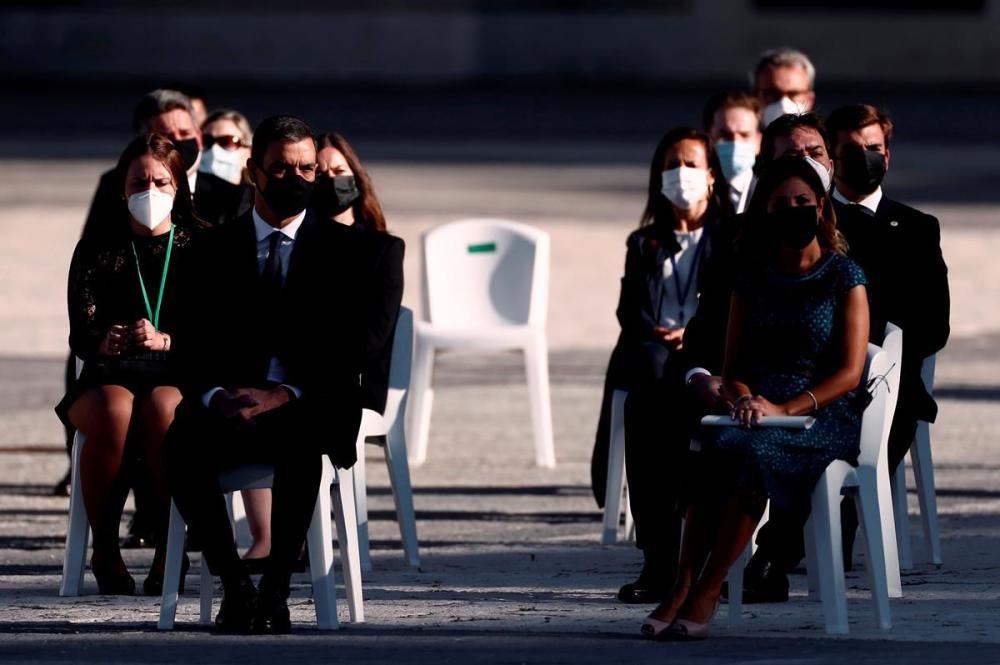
[659,227,705,328]
[833,186,883,214]
[201,207,306,407]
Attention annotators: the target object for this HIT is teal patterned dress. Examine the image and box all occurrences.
[707,252,868,513]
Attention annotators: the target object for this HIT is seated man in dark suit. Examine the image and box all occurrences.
[165,115,368,634]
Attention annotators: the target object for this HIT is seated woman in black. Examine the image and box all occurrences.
[641,157,869,640]
[56,133,202,595]
[611,128,734,603]
[237,131,405,567]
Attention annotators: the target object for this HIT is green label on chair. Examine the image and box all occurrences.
[467,242,497,254]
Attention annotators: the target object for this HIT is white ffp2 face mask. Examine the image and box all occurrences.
[661,166,710,210]
[199,144,246,185]
[803,156,833,192]
[762,96,805,127]
[127,188,175,230]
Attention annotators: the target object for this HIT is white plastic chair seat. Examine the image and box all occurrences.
[415,321,537,349]
[157,457,364,631]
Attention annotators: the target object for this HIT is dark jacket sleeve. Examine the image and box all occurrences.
[66,239,108,362]
[907,213,950,360]
[615,233,658,344]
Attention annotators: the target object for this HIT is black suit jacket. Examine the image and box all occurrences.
[173,210,370,467]
[835,195,950,422]
[359,231,405,414]
[81,167,252,242]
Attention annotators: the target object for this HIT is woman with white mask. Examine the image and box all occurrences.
[56,133,202,596]
[593,128,735,606]
[195,109,254,226]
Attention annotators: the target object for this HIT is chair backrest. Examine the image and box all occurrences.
[421,218,550,329]
[382,306,413,426]
[882,323,903,424]
[858,343,892,469]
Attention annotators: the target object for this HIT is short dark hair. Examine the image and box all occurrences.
[825,104,894,152]
[759,112,831,166]
[131,89,194,135]
[701,91,762,133]
[250,115,315,166]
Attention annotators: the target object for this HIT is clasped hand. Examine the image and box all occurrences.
[99,319,167,355]
[730,395,787,428]
[210,387,290,426]
[654,326,684,351]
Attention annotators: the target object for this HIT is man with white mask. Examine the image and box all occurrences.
[752,48,817,127]
[703,91,763,213]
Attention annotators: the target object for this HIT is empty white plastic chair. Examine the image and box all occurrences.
[891,354,942,567]
[353,307,421,571]
[409,218,555,467]
[157,458,364,630]
[601,389,634,544]
[728,344,894,634]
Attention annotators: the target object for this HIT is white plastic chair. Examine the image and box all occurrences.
[729,344,894,634]
[60,430,91,596]
[408,218,555,467]
[891,354,942,567]
[353,307,421,572]
[157,458,364,630]
[601,389,635,544]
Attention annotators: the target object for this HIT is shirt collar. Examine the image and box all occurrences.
[253,207,306,242]
[833,186,883,214]
[187,169,198,195]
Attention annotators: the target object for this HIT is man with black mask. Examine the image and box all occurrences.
[827,103,950,560]
[165,115,370,634]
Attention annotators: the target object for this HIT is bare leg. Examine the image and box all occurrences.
[242,488,272,560]
[68,385,135,576]
[138,386,182,575]
[678,493,762,624]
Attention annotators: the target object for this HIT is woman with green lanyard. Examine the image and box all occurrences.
[57,133,201,595]
[600,127,735,605]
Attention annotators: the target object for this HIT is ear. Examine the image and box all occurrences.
[246,159,261,188]
[884,147,891,172]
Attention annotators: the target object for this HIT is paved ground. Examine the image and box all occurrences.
[1,88,999,662]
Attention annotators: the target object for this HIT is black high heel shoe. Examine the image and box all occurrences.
[143,553,189,596]
[92,557,136,596]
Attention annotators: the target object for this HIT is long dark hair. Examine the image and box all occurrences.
[116,133,198,230]
[743,156,846,262]
[640,127,733,228]
[316,132,388,233]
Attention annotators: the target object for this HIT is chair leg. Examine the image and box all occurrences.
[891,461,913,570]
[855,476,892,630]
[875,465,902,598]
[60,432,89,597]
[809,474,848,635]
[407,338,435,467]
[727,542,750,625]
[624,490,635,542]
[384,419,421,568]
[229,490,252,551]
[911,423,942,566]
[199,559,214,625]
[307,459,339,631]
[158,501,187,630]
[601,390,627,545]
[332,464,365,623]
[353,430,372,573]
[524,334,556,468]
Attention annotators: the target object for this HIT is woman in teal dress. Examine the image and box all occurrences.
[641,157,870,640]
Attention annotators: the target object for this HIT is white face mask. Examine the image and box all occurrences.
[199,143,246,185]
[762,96,805,127]
[661,166,710,210]
[803,156,833,192]
[127,188,175,230]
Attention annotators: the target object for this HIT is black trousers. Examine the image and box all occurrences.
[165,398,323,592]
[622,342,696,573]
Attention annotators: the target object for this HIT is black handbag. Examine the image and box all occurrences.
[94,350,172,385]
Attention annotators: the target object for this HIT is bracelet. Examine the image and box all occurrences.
[161,333,170,352]
[734,394,753,407]
[804,390,819,413]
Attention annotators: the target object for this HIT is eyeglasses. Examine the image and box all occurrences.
[204,134,245,151]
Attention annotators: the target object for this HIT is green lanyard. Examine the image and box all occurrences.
[130,224,174,329]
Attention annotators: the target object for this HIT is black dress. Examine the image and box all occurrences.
[55,225,198,425]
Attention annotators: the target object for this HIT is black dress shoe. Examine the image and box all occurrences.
[214,579,256,634]
[722,554,790,604]
[251,592,291,635]
[617,562,671,605]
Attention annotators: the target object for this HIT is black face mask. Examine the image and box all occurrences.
[838,143,887,196]
[260,173,314,219]
[768,205,819,250]
[313,175,359,218]
[173,138,201,172]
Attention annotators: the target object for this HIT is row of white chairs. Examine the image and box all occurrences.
[601,324,943,635]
